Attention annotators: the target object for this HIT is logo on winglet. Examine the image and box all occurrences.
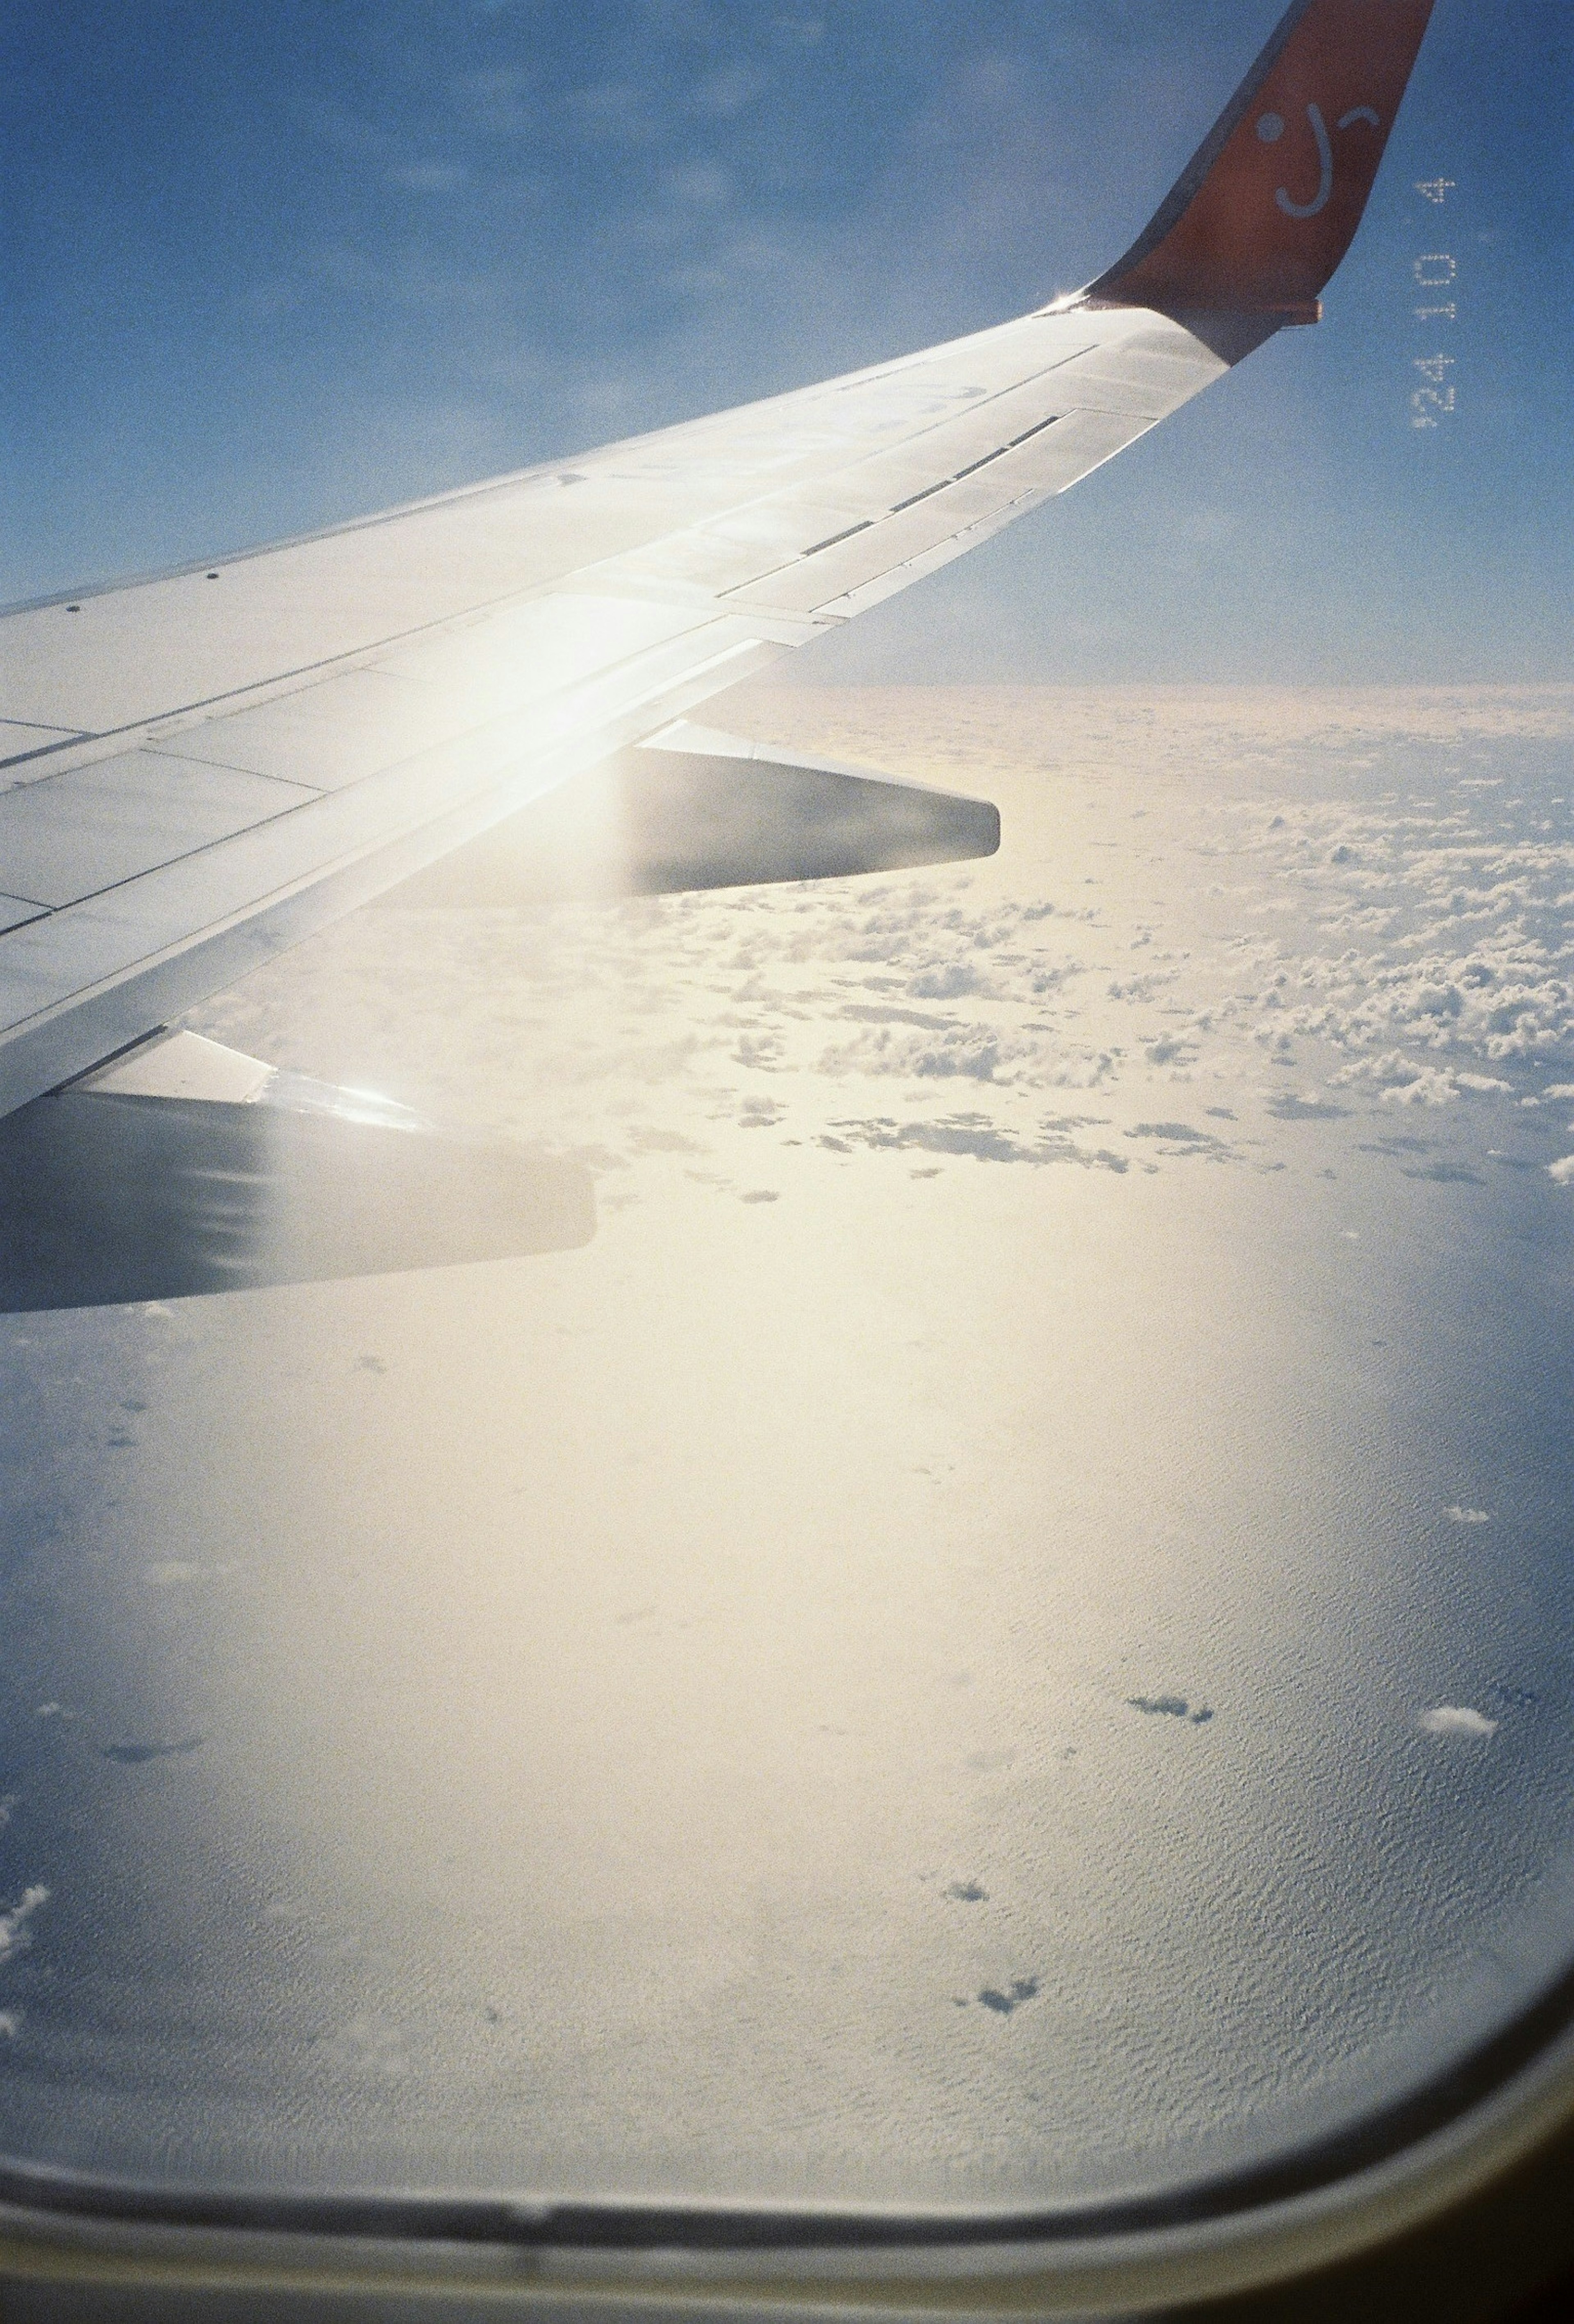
[1256,102,1382,219]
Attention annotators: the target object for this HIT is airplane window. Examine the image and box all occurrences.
[5,682,1574,2237]
[2,0,1571,2314]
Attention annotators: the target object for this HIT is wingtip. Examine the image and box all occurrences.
[1085,0,1438,326]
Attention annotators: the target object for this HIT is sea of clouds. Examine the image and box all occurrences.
[194,681,1574,1205]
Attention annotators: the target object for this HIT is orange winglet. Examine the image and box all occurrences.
[1083,0,1437,319]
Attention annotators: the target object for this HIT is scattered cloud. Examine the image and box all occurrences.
[908,960,993,1001]
[821,1113,1125,1170]
[1265,1090,1348,1120]
[1419,1704,1498,1739]
[195,690,1574,1240]
[0,1886,48,1967]
[1383,1064,1465,1107]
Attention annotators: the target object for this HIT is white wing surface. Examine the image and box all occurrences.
[0,0,1435,1121]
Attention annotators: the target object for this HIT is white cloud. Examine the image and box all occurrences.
[1381,1065,1462,1107]
[193,689,1571,1227]
[1445,1506,1492,1524]
[1419,1705,1498,1739]
[1547,1156,1574,1184]
[909,959,992,1000]
[0,1886,48,1965]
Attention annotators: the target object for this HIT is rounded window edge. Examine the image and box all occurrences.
[3,1999,1574,2317]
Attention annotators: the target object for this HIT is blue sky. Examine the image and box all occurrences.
[2,0,1568,680]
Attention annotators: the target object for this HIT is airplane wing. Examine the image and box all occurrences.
[0,0,1435,1124]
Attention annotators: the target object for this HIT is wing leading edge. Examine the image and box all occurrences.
[0,0,1437,1123]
